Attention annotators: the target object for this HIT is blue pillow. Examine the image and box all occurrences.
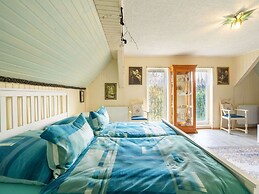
[52,116,77,125]
[88,106,109,131]
[40,113,94,178]
[0,130,52,185]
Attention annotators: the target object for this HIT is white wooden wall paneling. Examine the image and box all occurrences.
[0,89,68,140]
[22,96,26,126]
[43,95,47,119]
[12,96,18,129]
[38,95,41,121]
[57,95,60,115]
[49,95,52,117]
[31,95,35,123]
[0,0,112,87]
[54,95,57,116]
[0,97,7,132]
[66,95,69,114]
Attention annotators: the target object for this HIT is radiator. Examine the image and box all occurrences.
[106,106,129,122]
[237,105,259,125]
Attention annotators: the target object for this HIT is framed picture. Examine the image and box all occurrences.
[79,90,84,103]
[217,67,229,85]
[129,67,142,85]
[105,83,117,100]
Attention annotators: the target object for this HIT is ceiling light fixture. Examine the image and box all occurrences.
[121,33,127,45]
[223,9,256,29]
[120,7,127,46]
[119,6,138,49]
[120,7,125,26]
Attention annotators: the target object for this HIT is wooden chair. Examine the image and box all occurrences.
[129,101,149,122]
[220,99,248,134]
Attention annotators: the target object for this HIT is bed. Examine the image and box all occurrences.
[54,116,176,138]
[0,89,258,194]
[95,121,176,137]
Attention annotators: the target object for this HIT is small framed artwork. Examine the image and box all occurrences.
[129,67,142,85]
[105,83,117,100]
[79,90,84,103]
[217,67,229,85]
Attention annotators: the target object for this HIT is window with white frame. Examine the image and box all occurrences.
[146,68,169,121]
[196,68,213,127]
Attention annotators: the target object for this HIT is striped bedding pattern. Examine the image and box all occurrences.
[95,121,177,137]
[41,135,249,194]
[0,130,52,185]
[41,113,94,178]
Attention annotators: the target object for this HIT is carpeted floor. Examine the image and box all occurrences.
[208,146,259,180]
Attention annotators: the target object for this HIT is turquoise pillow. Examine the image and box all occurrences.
[52,116,77,125]
[40,113,94,178]
[0,130,52,185]
[88,106,109,131]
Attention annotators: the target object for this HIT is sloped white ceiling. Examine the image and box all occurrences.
[94,0,121,58]
[0,0,112,88]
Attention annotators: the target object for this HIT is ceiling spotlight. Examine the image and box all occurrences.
[121,33,127,45]
[223,9,256,29]
[120,17,124,25]
[120,7,124,25]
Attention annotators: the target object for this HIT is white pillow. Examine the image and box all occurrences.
[221,103,234,114]
[132,104,144,116]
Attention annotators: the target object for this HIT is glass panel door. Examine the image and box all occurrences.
[147,68,169,121]
[196,68,213,126]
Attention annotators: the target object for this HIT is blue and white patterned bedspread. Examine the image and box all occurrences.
[41,135,249,194]
[95,121,176,137]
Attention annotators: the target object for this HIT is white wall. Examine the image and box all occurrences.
[234,69,259,105]
[233,50,259,86]
[87,59,125,110]
[87,55,236,128]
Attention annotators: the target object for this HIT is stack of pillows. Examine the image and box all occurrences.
[40,106,109,178]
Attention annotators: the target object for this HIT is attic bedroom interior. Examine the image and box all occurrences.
[0,0,259,194]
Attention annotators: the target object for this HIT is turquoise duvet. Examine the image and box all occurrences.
[95,121,176,137]
[41,135,249,194]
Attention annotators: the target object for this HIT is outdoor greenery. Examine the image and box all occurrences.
[148,69,209,123]
[196,81,206,121]
[148,85,164,121]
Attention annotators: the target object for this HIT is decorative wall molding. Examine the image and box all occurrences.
[0,76,86,90]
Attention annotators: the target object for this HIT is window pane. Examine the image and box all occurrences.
[196,68,212,126]
[147,68,168,121]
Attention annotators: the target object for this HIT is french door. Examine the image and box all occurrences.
[146,68,169,121]
[196,68,213,127]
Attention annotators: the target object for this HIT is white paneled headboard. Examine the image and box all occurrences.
[0,88,68,140]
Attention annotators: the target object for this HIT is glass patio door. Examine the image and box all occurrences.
[196,68,213,126]
[147,68,169,121]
